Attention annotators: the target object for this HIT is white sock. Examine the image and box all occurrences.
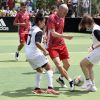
[35,72,42,88]
[16,49,19,53]
[68,78,72,82]
[47,70,53,88]
[59,76,64,80]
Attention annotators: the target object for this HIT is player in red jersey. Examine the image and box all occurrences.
[13,2,31,61]
[47,4,74,91]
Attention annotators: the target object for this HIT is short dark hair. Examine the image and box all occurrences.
[34,12,45,24]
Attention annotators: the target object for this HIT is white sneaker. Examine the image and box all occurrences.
[81,80,92,89]
[15,52,19,61]
[81,80,87,89]
[89,85,97,92]
[81,80,94,91]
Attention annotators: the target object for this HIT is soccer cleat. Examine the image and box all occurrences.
[32,89,46,94]
[15,52,19,61]
[56,78,67,88]
[46,89,60,95]
[69,80,74,91]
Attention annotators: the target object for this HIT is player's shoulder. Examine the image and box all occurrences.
[48,13,57,21]
[93,24,100,31]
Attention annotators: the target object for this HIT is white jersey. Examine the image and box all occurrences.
[86,24,100,64]
[25,25,43,59]
[92,24,100,48]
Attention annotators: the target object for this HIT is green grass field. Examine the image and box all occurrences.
[0,32,100,100]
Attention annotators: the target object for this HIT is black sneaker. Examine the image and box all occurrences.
[15,52,19,61]
[56,77,67,88]
[69,80,74,91]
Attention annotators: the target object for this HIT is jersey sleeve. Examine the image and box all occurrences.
[94,30,100,41]
[14,13,20,23]
[35,31,43,43]
[47,15,55,30]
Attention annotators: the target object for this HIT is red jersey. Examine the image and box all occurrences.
[47,13,65,48]
[15,11,31,32]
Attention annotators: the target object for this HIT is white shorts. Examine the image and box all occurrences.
[27,54,48,69]
[86,48,100,65]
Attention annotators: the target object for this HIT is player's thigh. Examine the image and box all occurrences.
[19,33,26,44]
[47,48,59,59]
[86,49,100,65]
[28,55,48,70]
[52,57,62,67]
[59,45,69,60]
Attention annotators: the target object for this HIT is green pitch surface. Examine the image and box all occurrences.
[0,32,100,100]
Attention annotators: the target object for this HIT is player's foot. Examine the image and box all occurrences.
[56,78,67,88]
[89,85,97,92]
[32,89,46,94]
[46,88,60,95]
[81,80,92,89]
[69,80,74,91]
[15,52,19,61]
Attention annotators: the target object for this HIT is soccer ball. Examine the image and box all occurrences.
[74,75,84,86]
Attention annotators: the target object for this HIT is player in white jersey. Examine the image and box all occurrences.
[25,12,59,95]
[79,14,100,92]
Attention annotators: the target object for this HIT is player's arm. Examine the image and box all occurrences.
[48,17,73,39]
[35,31,49,56]
[50,29,73,40]
[92,30,100,49]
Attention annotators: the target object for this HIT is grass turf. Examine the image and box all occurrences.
[0,32,100,100]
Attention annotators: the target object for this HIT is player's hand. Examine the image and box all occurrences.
[65,36,73,40]
[43,50,49,56]
[20,23,26,26]
[88,46,93,52]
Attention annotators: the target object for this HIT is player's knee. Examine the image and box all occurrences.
[63,64,70,70]
[36,67,43,73]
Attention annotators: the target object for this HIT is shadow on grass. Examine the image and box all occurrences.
[0,60,26,62]
[1,87,59,98]
[22,72,36,75]
[63,89,89,96]
[54,86,89,96]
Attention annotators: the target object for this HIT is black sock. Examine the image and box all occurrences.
[34,88,40,90]
[48,87,53,89]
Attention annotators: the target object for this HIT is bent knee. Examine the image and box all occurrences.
[80,58,91,67]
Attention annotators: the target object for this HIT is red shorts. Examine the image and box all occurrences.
[47,45,69,60]
[19,30,29,44]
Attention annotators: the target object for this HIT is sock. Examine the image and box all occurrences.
[47,70,53,88]
[16,49,19,53]
[35,72,42,88]
[59,76,64,80]
[68,78,72,82]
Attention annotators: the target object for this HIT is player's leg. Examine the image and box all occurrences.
[43,63,60,95]
[15,32,25,61]
[32,67,46,94]
[57,45,74,90]
[81,49,100,91]
[80,58,93,91]
[52,57,74,91]
[87,65,97,91]
[62,59,74,91]
[48,48,67,88]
